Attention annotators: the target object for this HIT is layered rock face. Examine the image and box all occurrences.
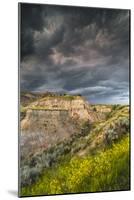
[20,96,109,160]
[27,97,91,121]
[21,109,80,159]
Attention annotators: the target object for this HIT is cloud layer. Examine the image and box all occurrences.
[20,4,130,104]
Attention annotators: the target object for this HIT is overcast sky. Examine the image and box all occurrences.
[20,3,130,104]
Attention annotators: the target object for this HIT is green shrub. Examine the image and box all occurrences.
[93,107,97,112]
[112,105,118,110]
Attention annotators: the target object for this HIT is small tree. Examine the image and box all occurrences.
[93,107,97,112]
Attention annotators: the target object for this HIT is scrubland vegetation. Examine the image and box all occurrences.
[20,104,130,196]
[21,135,129,196]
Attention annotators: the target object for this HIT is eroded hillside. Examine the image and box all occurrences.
[20,94,112,159]
[19,92,130,194]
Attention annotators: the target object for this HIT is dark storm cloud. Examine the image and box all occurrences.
[20,3,130,104]
[21,4,45,59]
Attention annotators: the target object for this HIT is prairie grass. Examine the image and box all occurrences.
[21,135,130,196]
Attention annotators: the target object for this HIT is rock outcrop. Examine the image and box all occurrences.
[26,96,91,121]
[21,109,80,159]
[20,95,110,161]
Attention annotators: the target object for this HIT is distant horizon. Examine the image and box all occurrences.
[20,4,130,104]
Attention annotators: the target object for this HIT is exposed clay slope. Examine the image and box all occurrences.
[20,95,112,159]
[24,96,91,122]
[21,109,80,159]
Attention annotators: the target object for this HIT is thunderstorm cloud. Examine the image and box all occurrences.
[20,3,130,104]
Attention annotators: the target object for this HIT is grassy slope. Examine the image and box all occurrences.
[21,135,130,196]
[20,105,130,196]
[69,105,129,156]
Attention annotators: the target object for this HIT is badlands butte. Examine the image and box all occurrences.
[20,92,110,157]
[20,92,129,190]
